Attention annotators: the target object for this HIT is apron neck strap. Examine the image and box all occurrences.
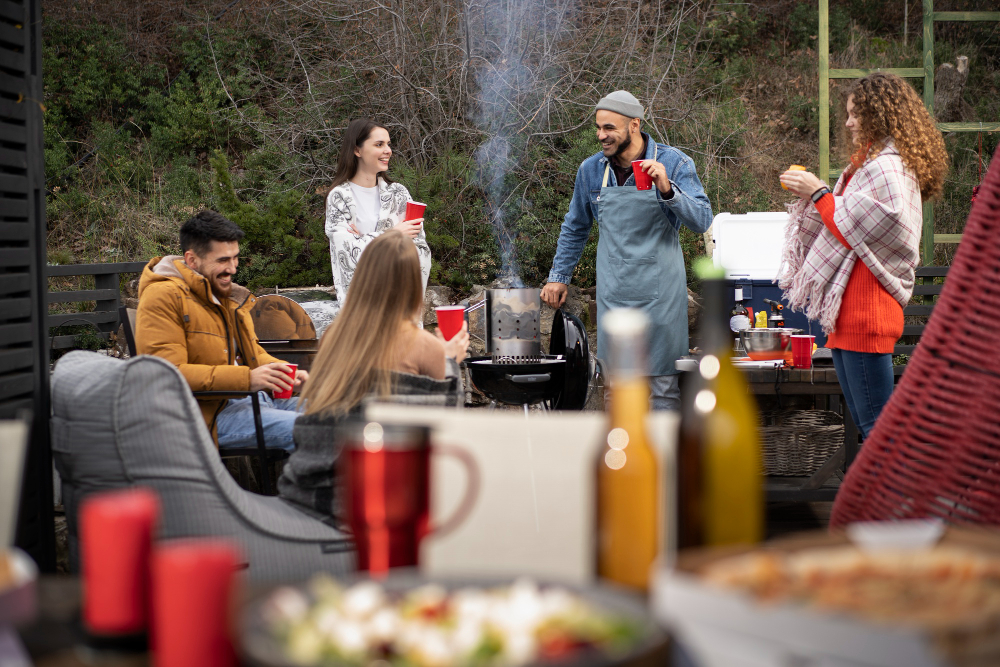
[602,142,658,189]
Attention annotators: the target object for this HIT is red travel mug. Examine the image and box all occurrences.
[272,363,297,400]
[405,201,426,221]
[152,539,241,667]
[632,161,653,190]
[338,421,479,578]
[80,487,159,639]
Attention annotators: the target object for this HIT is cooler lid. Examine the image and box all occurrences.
[711,212,789,281]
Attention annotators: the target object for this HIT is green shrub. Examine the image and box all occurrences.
[788,2,851,51]
[209,151,331,290]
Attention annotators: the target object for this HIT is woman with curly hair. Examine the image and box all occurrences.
[325,118,432,304]
[778,72,948,438]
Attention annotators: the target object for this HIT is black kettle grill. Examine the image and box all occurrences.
[466,290,591,409]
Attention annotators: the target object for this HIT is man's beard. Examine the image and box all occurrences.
[212,274,233,298]
[611,133,632,161]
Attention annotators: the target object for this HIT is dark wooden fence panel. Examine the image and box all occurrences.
[3,0,54,570]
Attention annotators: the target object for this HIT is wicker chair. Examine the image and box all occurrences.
[830,149,1000,528]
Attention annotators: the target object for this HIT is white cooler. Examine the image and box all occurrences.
[710,212,826,346]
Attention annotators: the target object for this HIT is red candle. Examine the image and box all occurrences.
[152,539,240,667]
[80,487,159,636]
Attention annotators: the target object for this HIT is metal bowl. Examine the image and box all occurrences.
[740,327,803,361]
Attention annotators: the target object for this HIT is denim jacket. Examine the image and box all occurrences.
[546,133,713,284]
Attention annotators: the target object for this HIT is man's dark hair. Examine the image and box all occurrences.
[179,210,245,257]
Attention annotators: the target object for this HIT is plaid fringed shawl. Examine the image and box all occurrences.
[778,140,922,334]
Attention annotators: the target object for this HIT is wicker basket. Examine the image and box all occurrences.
[760,409,843,477]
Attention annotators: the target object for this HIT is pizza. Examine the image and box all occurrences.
[701,546,1000,629]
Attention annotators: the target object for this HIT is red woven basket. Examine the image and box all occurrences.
[830,149,1000,528]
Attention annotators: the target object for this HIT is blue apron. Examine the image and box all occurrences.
[596,151,688,376]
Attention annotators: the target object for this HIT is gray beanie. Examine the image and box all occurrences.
[595,90,645,120]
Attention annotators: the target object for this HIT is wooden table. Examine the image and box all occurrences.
[14,577,147,667]
[678,358,859,503]
[18,577,674,667]
[742,365,859,503]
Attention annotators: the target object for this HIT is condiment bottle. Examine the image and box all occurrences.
[596,308,659,591]
[676,260,763,553]
[730,286,750,354]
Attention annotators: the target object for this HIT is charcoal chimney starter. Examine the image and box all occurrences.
[485,288,541,363]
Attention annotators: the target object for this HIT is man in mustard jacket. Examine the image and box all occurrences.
[136,210,307,450]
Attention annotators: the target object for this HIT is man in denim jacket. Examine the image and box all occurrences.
[541,91,712,410]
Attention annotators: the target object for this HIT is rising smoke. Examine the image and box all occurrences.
[473,0,571,289]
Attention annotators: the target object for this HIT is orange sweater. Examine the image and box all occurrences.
[813,192,903,353]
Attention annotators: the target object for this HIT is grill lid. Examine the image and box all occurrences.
[548,308,591,410]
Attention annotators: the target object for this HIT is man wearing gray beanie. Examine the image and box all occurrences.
[541,90,712,410]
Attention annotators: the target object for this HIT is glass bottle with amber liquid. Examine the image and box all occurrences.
[597,308,659,591]
[676,261,763,552]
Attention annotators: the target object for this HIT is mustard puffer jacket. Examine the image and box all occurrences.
[136,256,284,441]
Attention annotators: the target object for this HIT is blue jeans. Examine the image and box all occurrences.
[216,392,303,452]
[649,374,681,412]
[831,349,894,439]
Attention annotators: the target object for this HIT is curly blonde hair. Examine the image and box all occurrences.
[843,72,949,201]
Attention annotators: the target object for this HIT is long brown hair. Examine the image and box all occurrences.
[329,118,396,191]
[843,73,949,201]
[301,230,423,416]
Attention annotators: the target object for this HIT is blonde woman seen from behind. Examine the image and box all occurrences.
[326,118,432,304]
[278,230,468,527]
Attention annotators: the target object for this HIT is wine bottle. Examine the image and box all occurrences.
[729,287,750,333]
[597,308,659,591]
[676,261,763,553]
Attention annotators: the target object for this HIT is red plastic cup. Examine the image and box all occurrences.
[152,539,240,667]
[80,487,159,637]
[435,305,465,340]
[272,363,297,399]
[791,335,816,369]
[632,160,653,190]
[405,201,426,221]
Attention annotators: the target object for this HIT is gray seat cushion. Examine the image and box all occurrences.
[51,351,354,582]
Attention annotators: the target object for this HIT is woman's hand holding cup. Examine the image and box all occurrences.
[780,165,824,199]
[394,218,422,238]
[437,321,469,363]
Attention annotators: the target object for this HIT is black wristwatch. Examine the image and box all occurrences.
[811,187,831,203]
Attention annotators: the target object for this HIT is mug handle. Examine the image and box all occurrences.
[429,444,480,537]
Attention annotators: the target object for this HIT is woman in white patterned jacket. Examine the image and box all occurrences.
[325,118,431,304]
